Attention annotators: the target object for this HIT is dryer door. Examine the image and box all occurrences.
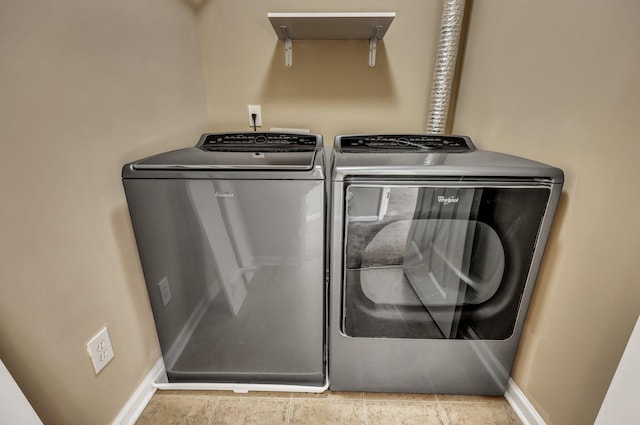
[342,182,551,340]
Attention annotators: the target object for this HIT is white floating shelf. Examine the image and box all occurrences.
[267,12,396,67]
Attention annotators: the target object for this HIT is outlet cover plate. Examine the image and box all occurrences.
[86,326,114,375]
[247,105,262,127]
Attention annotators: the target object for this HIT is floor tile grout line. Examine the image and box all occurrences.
[362,398,371,425]
[435,397,450,425]
[285,393,293,425]
[205,396,220,425]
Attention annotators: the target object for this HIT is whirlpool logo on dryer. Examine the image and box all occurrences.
[214,191,235,198]
[437,195,459,205]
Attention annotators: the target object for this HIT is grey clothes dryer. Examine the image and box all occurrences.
[123,132,326,390]
[329,134,563,395]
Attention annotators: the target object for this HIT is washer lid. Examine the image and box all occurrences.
[132,132,321,171]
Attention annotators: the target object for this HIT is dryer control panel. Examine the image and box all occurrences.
[338,134,475,153]
[199,132,318,152]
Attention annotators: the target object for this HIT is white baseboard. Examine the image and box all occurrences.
[112,358,163,425]
[505,378,547,425]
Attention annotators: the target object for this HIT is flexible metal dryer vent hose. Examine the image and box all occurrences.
[427,0,467,134]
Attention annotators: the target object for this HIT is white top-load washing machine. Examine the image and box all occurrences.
[329,134,563,395]
[122,132,326,391]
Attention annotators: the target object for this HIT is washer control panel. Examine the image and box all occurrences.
[339,134,475,153]
[199,133,318,152]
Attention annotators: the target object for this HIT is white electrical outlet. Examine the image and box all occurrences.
[86,326,115,375]
[158,277,172,307]
[247,105,262,127]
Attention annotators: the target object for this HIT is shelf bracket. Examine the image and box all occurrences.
[280,26,293,68]
[368,26,383,67]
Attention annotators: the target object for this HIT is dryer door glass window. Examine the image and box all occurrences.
[342,184,550,340]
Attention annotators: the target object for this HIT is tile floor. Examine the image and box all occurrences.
[135,390,523,425]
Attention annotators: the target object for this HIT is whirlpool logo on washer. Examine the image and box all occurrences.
[214,191,235,198]
[437,195,459,205]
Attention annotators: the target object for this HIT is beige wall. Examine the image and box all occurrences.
[452,1,640,424]
[197,0,444,140]
[0,1,208,424]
